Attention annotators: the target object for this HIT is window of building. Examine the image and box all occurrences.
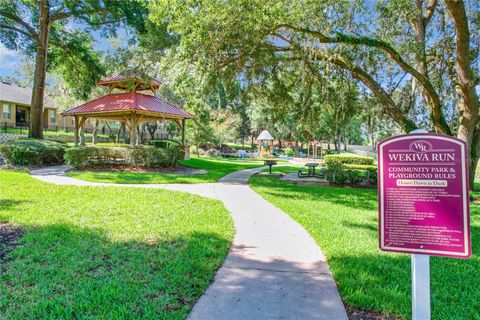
[50,110,56,124]
[2,104,10,120]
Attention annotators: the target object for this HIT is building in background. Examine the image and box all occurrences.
[0,81,93,130]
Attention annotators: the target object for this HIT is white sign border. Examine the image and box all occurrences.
[378,134,470,258]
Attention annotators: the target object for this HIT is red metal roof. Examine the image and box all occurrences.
[62,92,194,119]
[97,75,162,87]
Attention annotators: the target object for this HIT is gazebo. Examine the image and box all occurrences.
[62,75,195,147]
[256,129,274,158]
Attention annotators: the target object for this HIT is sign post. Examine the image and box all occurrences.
[378,132,471,320]
[412,254,430,319]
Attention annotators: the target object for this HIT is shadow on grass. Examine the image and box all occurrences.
[252,175,378,211]
[250,174,480,320]
[0,223,230,320]
[329,236,480,320]
[341,221,378,235]
[0,199,30,212]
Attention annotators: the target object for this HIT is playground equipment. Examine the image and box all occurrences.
[256,130,274,158]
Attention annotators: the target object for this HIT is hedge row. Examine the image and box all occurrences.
[0,139,68,166]
[325,163,377,185]
[64,145,182,168]
[148,139,180,148]
[324,154,374,166]
[324,155,377,185]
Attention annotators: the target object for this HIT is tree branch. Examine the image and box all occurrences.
[0,10,37,38]
[423,0,438,25]
[49,10,72,24]
[0,23,35,39]
[49,6,112,26]
[274,37,418,132]
[273,23,452,135]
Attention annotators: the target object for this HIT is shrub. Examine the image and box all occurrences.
[64,145,182,168]
[284,147,296,157]
[0,139,68,166]
[325,162,377,185]
[324,154,374,166]
[148,140,169,148]
[221,147,236,154]
[221,153,238,158]
[344,164,378,185]
[206,148,221,157]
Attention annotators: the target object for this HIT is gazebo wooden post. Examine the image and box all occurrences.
[181,119,186,145]
[80,125,85,147]
[129,113,137,147]
[74,116,79,147]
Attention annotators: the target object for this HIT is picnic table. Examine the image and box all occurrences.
[298,162,325,178]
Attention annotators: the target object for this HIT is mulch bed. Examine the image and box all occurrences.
[346,306,398,320]
[0,222,23,266]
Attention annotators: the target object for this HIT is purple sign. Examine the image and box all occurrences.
[378,134,471,258]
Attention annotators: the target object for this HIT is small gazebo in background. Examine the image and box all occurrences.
[256,129,274,158]
[307,140,323,160]
[62,75,195,147]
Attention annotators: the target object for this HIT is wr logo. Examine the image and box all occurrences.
[409,140,432,153]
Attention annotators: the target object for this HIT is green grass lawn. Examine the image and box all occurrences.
[224,142,255,150]
[249,166,480,320]
[0,170,234,319]
[66,156,265,184]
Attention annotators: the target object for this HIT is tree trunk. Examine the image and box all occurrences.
[468,128,480,190]
[92,120,100,145]
[114,122,122,144]
[445,0,480,190]
[146,122,158,140]
[29,0,50,139]
[80,126,85,146]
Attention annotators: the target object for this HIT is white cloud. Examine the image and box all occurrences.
[0,43,23,77]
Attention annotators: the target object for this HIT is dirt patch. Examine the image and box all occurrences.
[70,165,207,175]
[0,222,23,265]
[346,306,398,320]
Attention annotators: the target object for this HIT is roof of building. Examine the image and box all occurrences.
[97,75,162,92]
[0,81,56,109]
[257,130,274,141]
[62,92,194,119]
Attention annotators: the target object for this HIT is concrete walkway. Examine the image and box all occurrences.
[30,166,348,320]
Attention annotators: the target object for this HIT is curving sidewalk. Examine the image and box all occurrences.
[30,166,348,320]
